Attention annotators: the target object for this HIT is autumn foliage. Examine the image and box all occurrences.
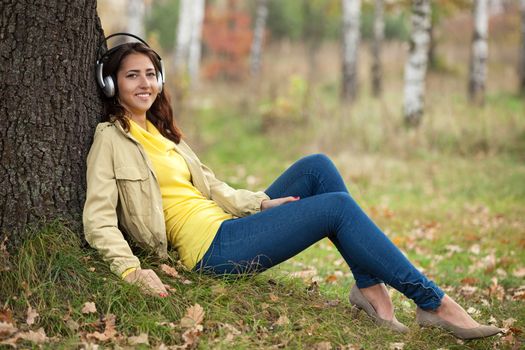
[202,1,253,80]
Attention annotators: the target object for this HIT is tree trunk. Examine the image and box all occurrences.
[341,0,361,103]
[175,0,193,74]
[188,0,205,85]
[0,0,104,246]
[468,0,488,105]
[518,0,525,96]
[175,0,205,85]
[250,0,269,77]
[371,0,384,97]
[403,0,431,127]
[127,0,145,38]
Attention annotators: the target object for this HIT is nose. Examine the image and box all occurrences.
[139,74,152,88]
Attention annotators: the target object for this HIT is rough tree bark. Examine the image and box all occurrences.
[519,0,525,94]
[371,0,384,97]
[403,0,431,127]
[0,0,104,246]
[341,0,361,102]
[175,0,205,85]
[250,0,269,77]
[127,0,145,38]
[468,0,488,104]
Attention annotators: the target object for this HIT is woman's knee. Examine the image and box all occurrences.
[299,153,335,171]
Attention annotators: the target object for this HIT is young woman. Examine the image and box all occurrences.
[84,37,501,340]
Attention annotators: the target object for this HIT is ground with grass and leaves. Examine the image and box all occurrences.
[2,11,525,348]
[1,97,524,348]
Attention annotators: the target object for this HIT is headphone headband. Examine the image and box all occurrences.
[95,32,165,97]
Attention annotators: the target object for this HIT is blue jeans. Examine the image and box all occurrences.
[195,154,444,310]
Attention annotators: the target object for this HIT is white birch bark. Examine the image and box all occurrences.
[126,0,145,38]
[175,0,205,84]
[403,0,431,126]
[371,0,384,97]
[175,0,193,74]
[341,0,361,102]
[250,0,269,77]
[468,0,488,104]
[188,0,205,84]
[519,0,525,94]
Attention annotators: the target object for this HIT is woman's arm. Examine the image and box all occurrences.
[199,161,270,217]
[83,126,142,276]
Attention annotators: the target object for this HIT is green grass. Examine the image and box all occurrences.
[4,33,525,348]
[4,93,524,348]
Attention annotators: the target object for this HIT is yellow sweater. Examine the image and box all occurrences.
[129,119,233,268]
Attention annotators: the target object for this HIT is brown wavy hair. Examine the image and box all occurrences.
[100,42,182,143]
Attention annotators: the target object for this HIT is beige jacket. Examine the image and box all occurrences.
[83,121,270,276]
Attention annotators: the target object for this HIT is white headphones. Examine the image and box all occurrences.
[96,33,165,98]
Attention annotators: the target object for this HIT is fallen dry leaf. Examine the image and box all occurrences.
[389,342,405,350]
[0,309,13,324]
[103,314,117,339]
[26,306,39,326]
[325,274,338,283]
[503,318,517,328]
[0,321,18,338]
[79,342,99,350]
[180,304,204,329]
[488,277,505,301]
[312,341,332,350]
[289,269,317,280]
[269,293,279,302]
[513,267,525,278]
[85,331,110,342]
[84,313,117,342]
[273,315,290,326]
[128,332,149,346]
[81,302,97,314]
[17,328,48,344]
[160,264,179,278]
[466,307,481,317]
[181,325,203,349]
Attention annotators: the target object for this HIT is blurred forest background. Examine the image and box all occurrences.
[97,0,524,164]
[2,1,524,348]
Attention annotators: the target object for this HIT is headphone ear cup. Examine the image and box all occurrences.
[157,72,163,94]
[102,76,115,97]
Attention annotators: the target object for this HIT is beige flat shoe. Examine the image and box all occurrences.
[416,307,502,340]
[349,284,409,334]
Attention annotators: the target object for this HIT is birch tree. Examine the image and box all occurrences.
[127,0,145,38]
[468,0,488,104]
[1,0,103,244]
[250,0,269,77]
[175,0,205,85]
[519,0,525,94]
[371,0,384,97]
[341,0,361,102]
[403,0,431,127]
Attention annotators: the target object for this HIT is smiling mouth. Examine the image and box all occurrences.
[135,93,151,98]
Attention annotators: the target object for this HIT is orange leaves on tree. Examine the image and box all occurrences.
[202,0,254,80]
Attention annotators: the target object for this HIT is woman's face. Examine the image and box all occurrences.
[116,53,159,120]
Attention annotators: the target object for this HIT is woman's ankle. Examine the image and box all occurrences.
[360,284,394,320]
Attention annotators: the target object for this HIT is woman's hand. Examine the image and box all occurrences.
[123,268,168,297]
[260,196,300,211]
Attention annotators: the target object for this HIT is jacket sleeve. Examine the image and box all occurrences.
[199,160,270,218]
[83,126,141,277]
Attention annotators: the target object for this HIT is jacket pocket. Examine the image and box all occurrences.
[115,166,150,216]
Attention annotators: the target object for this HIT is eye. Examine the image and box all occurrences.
[147,72,156,77]
[126,73,138,79]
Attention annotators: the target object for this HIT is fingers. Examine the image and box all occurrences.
[125,269,168,297]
